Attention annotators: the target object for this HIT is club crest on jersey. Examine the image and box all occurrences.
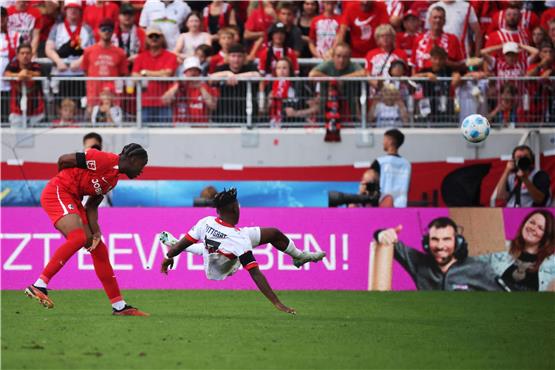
[68,204,74,210]
[86,160,96,170]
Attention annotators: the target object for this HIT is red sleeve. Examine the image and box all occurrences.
[449,34,464,62]
[375,2,390,25]
[136,27,146,52]
[540,8,555,30]
[84,149,118,172]
[365,50,374,71]
[411,34,423,67]
[184,233,198,243]
[258,49,267,73]
[288,50,299,75]
[529,12,539,32]
[166,51,178,72]
[245,11,257,31]
[487,11,501,34]
[341,5,353,26]
[31,8,43,29]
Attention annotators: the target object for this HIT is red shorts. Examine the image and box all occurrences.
[40,182,87,225]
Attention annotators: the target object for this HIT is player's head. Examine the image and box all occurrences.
[83,132,102,151]
[383,129,404,152]
[118,143,148,179]
[426,217,460,266]
[214,187,239,225]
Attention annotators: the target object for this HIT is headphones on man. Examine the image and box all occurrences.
[421,217,468,261]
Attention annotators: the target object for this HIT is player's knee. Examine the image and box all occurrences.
[68,228,88,247]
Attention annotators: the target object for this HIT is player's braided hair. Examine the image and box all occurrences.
[120,143,148,163]
[213,187,237,209]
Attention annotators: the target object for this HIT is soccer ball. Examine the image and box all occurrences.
[461,114,490,143]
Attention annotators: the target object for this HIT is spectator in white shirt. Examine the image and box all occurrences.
[139,0,191,50]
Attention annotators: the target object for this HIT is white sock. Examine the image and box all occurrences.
[34,278,47,288]
[112,300,126,311]
[284,240,303,258]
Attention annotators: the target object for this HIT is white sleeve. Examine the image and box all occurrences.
[91,106,99,124]
[242,227,261,247]
[110,106,123,125]
[139,3,150,28]
[187,217,207,242]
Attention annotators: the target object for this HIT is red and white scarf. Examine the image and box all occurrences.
[64,20,82,49]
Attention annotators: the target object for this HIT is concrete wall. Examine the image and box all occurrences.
[2,128,554,167]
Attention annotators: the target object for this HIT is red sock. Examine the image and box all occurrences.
[40,228,87,284]
[90,240,122,303]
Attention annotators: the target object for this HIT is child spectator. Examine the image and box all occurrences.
[174,12,212,62]
[195,44,212,76]
[91,89,123,126]
[203,1,236,45]
[257,22,299,77]
[208,27,234,73]
[161,56,217,126]
[487,84,521,128]
[369,84,409,128]
[274,2,304,56]
[53,98,77,127]
[413,46,462,124]
[308,0,340,59]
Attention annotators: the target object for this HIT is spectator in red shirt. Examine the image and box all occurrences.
[257,22,299,77]
[525,41,555,123]
[531,26,549,49]
[308,0,340,59]
[79,19,128,112]
[411,6,465,73]
[7,0,42,57]
[3,44,44,127]
[396,10,421,60]
[161,56,216,125]
[336,0,389,58]
[243,1,276,48]
[34,0,60,58]
[83,0,119,41]
[131,25,178,125]
[485,5,531,56]
[540,7,555,32]
[488,0,539,36]
[366,24,408,84]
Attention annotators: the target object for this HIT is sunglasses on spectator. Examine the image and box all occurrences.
[148,34,161,39]
[100,26,114,33]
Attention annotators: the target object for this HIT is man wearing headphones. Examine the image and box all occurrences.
[375,217,503,291]
[493,145,551,207]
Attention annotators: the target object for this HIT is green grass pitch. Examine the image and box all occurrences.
[2,290,554,369]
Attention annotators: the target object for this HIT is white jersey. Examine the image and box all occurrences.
[185,216,260,280]
[139,0,191,50]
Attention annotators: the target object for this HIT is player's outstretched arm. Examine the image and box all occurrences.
[248,266,296,315]
[161,237,194,274]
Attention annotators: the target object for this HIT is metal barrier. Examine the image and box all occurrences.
[1,76,553,128]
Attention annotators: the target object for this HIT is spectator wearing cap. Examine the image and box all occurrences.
[45,0,94,107]
[1,6,20,123]
[78,18,128,114]
[161,56,216,125]
[308,0,340,59]
[396,10,420,59]
[7,0,42,58]
[335,1,389,58]
[112,3,146,69]
[425,1,482,58]
[210,43,260,124]
[131,25,178,125]
[139,0,191,50]
[4,44,45,127]
[83,0,119,41]
[411,6,464,74]
[173,11,212,63]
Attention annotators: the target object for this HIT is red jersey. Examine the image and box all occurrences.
[540,8,555,31]
[54,149,120,198]
[7,4,42,45]
[6,60,44,116]
[411,31,464,72]
[341,2,389,57]
[132,49,178,107]
[309,14,341,57]
[82,43,128,105]
[173,82,216,124]
[257,46,299,76]
[208,50,226,74]
[245,5,275,34]
[487,8,539,35]
[485,28,530,59]
[396,32,417,59]
[365,48,408,76]
[385,0,404,18]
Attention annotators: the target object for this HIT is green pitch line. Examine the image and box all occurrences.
[2,290,554,369]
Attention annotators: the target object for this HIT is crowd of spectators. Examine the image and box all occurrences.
[0,0,554,127]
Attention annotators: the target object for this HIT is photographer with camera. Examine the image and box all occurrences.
[348,169,393,208]
[494,145,551,207]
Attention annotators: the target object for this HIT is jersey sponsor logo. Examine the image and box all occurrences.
[91,178,103,195]
[354,16,375,27]
[86,160,97,171]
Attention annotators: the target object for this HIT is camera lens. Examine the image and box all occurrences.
[516,157,532,171]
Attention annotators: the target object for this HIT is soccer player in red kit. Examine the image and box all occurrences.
[25,143,149,316]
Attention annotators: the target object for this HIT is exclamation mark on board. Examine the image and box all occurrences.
[342,234,349,270]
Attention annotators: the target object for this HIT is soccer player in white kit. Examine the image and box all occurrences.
[159,188,326,315]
